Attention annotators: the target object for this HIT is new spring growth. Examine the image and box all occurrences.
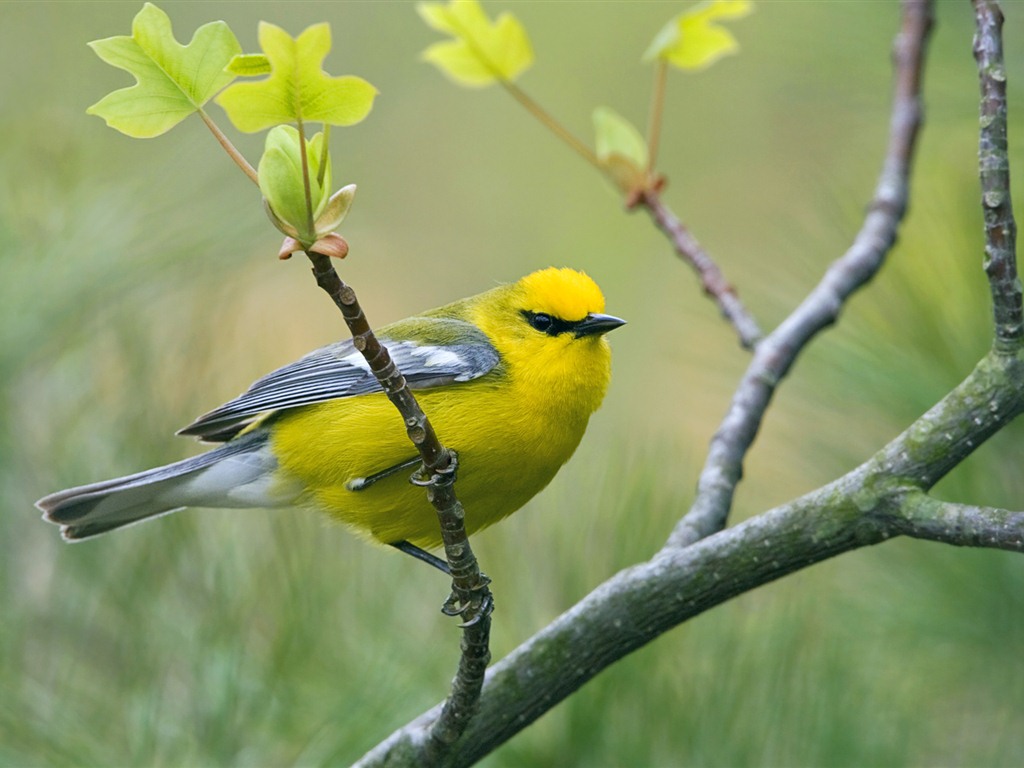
[258,126,356,258]
[84,5,376,261]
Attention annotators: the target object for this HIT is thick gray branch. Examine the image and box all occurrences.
[870,352,1024,488]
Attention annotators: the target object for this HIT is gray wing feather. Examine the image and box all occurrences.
[179,319,500,441]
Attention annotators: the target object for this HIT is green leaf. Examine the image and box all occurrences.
[593,107,649,193]
[226,53,271,76]
[644,0,753,71]
[258,125,333,243]
[86,3,241,138]
[417,0,533,87]
[216,22,378,133]
[315,184,357,234]
[594,108,648,169]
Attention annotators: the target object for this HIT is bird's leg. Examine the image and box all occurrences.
[441,575,493,627]
[345,457,421,491]
[389,539,451,575]
[409,452,494,626]
[389,539,493,626]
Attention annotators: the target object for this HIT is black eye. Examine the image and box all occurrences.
[522,310,575,336]
[529,312,553,333]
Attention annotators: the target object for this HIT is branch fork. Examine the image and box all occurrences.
[352,1,1024,763]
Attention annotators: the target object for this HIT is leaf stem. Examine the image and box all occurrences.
[440,11,601,173]
[295,119,317,241]
[646,59,668,173]
[500,80,601,171]
[197,108,258,185]
[440,12,598,171]
[318,123,331,189]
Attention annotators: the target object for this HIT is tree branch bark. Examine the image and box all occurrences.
[897,493,1024,550]
[974,0,1022,351]
[354,0,1024,764]
[667,0,933,548]
[635,189,764,349]
[304,251,492,756]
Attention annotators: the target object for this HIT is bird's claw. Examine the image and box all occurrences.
[410,451,459,488]
[442,573,493,627]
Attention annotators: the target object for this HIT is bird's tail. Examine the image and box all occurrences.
[36,431,283,541]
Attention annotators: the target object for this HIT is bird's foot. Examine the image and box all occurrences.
[442,573,493,627]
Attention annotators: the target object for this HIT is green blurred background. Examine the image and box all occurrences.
[3,1,1024,765]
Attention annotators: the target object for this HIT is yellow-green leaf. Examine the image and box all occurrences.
[593,107,649,193]
[216,22,378,133]
[315,184,357,234]
[417,0,533,87]
[86,3,241,138]
[258,125,333,244]
[226,53,271,76]
[644,0,753,71]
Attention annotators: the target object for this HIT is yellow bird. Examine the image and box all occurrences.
[37,267,624,560]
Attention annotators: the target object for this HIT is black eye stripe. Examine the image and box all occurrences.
[522,310,578,337]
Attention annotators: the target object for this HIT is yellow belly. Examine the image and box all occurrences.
[268,377,593,549]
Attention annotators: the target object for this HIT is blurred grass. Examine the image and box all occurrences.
[3,2,1024,766]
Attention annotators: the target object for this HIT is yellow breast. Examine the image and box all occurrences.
[267,268,616,549]
[269,335,611,549]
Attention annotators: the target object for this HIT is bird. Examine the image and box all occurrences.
[37,267,625,563]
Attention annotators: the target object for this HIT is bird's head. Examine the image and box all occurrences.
[515,267,625,340]
[471,267,625,405]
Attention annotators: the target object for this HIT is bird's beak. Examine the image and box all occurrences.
[574,313,627,338]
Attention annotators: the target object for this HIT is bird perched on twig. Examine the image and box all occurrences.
[37,267,625,561]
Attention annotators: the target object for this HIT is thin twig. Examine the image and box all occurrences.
[666,0,933,548]
[636,189,763,348]
[973,0,1022,352]
[426,611,492,762]
[503,76,763,350]
[436,9,759,346]
[303,252,492,755]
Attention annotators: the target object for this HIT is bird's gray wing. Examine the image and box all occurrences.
[179,318,500,442]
